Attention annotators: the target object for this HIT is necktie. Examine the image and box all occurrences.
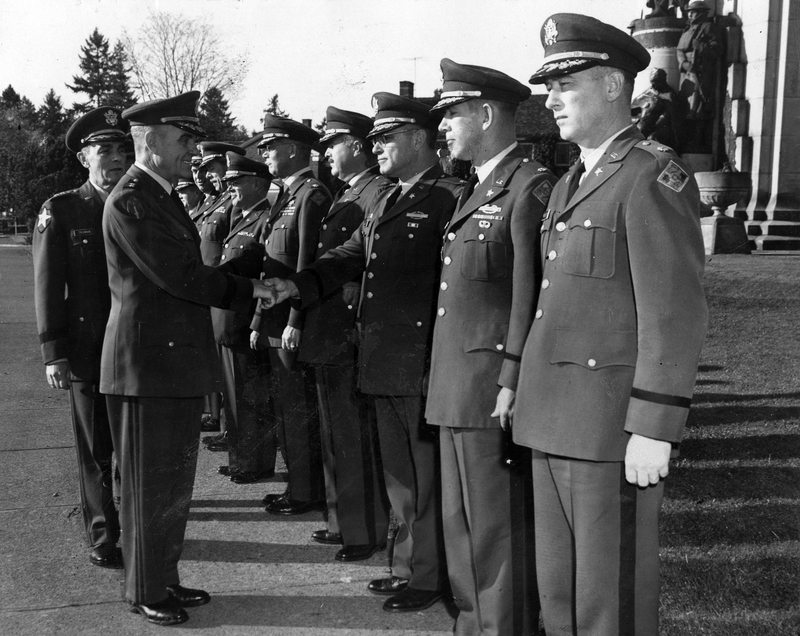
[566,161,586,203]
[457,173,479,211]
[381,184,402,217]
[334,183,351,204]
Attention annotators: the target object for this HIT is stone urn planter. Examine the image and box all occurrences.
[695,170,752,254]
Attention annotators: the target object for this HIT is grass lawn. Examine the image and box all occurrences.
[660,254,800,635]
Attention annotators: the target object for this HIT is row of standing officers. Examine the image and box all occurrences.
[32,12,708,636]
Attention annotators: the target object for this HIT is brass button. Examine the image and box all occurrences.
[588,359,597,367]
[548,250,557,260]
[367,272,374,279]
[535,309,543,319]
[367,292,373,299]
[556,222,566,232]
[541,279,550,289]
[437,307,446,317]
[496,343,504,351]
[447,232,456,240]
[444,256,452,265]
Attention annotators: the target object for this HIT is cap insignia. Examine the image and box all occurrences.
[104,110,119,126]
[371,96,380,116]
[544,19,559,46]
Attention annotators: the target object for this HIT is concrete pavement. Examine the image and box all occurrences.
[0,236,455,635]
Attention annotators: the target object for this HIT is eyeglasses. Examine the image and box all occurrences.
[371,128,420,147]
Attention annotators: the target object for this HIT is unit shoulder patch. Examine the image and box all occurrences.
[657,160,690,193]
[532,180,554,205]
[123,196,148,220]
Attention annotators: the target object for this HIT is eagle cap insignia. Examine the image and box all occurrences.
[371,96,380,116]
[104,110,118,126]
[544,19,558,46]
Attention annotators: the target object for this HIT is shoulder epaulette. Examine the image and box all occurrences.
[49,188,80,201]
[635,140,677,158]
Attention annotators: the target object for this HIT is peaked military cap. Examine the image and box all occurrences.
[199,141,245,167]
[367,92,442,137]
[529,13,651,84]
[175,179,199,191]
[320,106,374,144]
[686,1,711,11]
[122,91,206,137]
[431,59,531,110]
[222,151,272,182]
[65,107,129,153]
[190,155,203,168]
[258,115,321,150]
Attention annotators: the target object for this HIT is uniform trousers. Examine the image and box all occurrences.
[106,395,202,604]
[440,427,536,636]
[373,395,445,591]
[267,348,323,502]
[69,381,120,548]
[220,346,276,475]
[314,364,388,545]
[531,451,664,636]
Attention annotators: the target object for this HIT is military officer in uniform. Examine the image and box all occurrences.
[259,93,461,613]
[196,141,246,442]
[428,59,557,636]
[101,92,274,626]
[213,152,279,485]
[250,115,331,515]
[33,107,129,570]
[175,178,203,215]
[301,106,392,560]
[190,155,218,227]
[516,15,708,635]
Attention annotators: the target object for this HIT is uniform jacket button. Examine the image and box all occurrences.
[584,219,592,228]
[541,279,550,289]
[437,307,446,316]
[548,250,557,260]
[588,358,597,367]
[367,272,374,279]
[440,282,448,290]
[444,256,452,265]
[168,342,175,347]
[556,222,566,232]
[447,232,456,240]
[496,343,504,351]
[371,253,377,259]
[366,292,373,299]
[322,224,327,230]
[416,321,422,327]
[535,309,543,319]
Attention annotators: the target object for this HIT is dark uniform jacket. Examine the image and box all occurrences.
[198,191,233,266]
[426,148,557,428]
[100,166,254,398]
[514,128,708,460]
[33,180,110,381]
[292,164,463,396]
[298,166,393,366]
[213,197,272,351]
[188,197,208,226]
[252,168,331,345]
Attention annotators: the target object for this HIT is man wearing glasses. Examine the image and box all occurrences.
[259,92,463,613]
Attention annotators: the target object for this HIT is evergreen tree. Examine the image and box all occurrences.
[199,87,245,141]
[67,28,136,112]
[107,42,137,110]
[264,94,289,118]
[38,90,70,140]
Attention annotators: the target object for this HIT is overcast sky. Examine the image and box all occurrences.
[1,0,649,132]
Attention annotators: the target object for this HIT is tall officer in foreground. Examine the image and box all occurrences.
[428,59,557,636]
[251,115,331,515]
[101,92,274,626]
[33,107,128,570]
[516,14,708,635]
[302,106,392,560]
[259,93,461,613]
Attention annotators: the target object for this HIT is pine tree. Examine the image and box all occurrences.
[107,42,137,110]
[199,87,245,141]
[264,94,289,119]
[67,29,136,112]
[38,90,69,141]
[67,28,110,112]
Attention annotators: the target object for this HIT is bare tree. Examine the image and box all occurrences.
[122,12,248,101]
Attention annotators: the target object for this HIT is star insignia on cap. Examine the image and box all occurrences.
[37,208,52,230]
[595,167,604,176]
[486,189,494,196]
[104,110,119,126]
[544,18,559,46]
[408,193,416,199]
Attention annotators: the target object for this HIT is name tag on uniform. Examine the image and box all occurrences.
[408,222,419,228]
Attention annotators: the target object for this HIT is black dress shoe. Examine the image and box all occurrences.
[166,584,210,608]
[383,586,442,612]
[90,543,123,569]
[206,437,229,452]
[202,432,225,445]
[200,418,220,432]
[230,470,271,484]
[217,465,234,476]
[367,576,409,595]
[262,491,288,506]
[129,597,188,626]
[311,529,343,545]
[336,543,385,562]
[265,498,324,516]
